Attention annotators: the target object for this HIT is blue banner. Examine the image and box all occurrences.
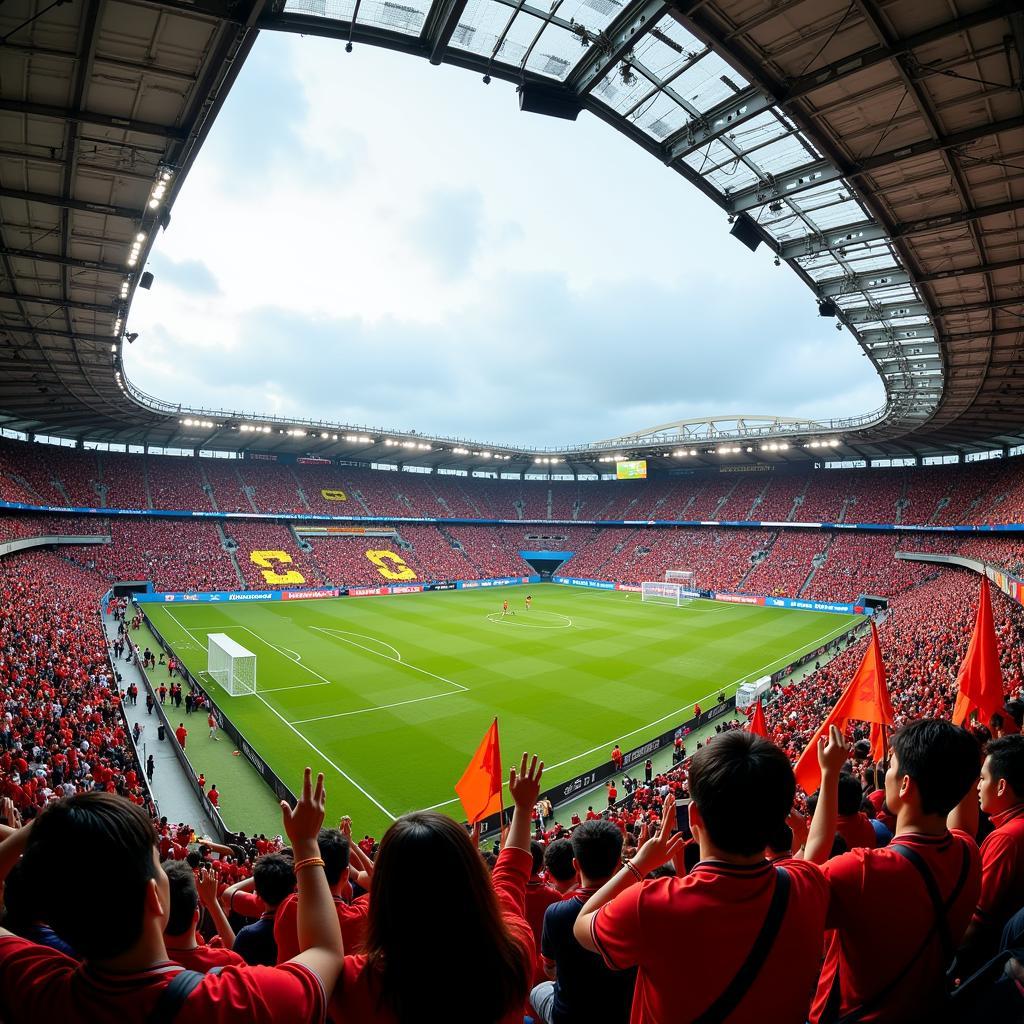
[552,576,617,590]
[456,575,539,589]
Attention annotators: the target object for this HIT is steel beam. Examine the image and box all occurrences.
[0,99,188,141]
[781,1,1022,100]
[934,297,1024,318]
[842,299,929,323]
[0,290,116,314]
[426,0,467,64]
[917,258,1024,283]
[817,269,912,297]
[0,186,140,221]
[0,247,125,277]
[664,88,772,162]
[779,221,889,260]
[728,158,844,214]
[566,0,671,95]
[892,196,1024,239]
[860,326,935,346]
[0,325,114,343]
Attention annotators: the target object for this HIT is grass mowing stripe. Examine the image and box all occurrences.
[146,585,863,836]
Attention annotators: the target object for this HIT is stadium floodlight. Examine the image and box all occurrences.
[207,633,256,696]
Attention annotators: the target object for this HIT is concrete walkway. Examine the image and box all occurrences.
[103,611,220,836]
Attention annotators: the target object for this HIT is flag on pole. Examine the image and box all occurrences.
[455,718,504,824]
[748,698,769,738]
[952,577,1007,729]
[794,621,893,794]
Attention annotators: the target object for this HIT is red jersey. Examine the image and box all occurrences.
[972,804,1024,949]
[175,726,187,747]
[525,878,562,983]
[592,858,829,1024]
[809,830,981,1024]
[165,944,246,973]
[330,846,534,1024]
[227,891,268,919]
[836,812,877,852]
[275,893,368,962]
[0,935,326,1024]
[208,790,219,807]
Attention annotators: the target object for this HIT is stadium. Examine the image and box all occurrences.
[0,0,1022,1021]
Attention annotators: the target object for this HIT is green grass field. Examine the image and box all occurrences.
[145,584,861,837]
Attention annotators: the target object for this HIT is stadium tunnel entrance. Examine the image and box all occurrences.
[519,550,573,580]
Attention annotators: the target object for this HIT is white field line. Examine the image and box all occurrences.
[485,612,573,630]
[280,647,302,662]
[291,626,469,725]
[310,627,402,662]
[420,615,860,812]
[259,681,331,694]
[156,612,396,820]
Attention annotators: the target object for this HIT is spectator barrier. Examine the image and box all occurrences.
[0,534,110,557]
[896,551,1024,606]
[138,607,299,819]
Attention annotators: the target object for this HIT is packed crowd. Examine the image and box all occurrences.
[5,436,1024,525]
[0,552,152,820]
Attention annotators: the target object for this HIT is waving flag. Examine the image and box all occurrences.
[455,718,504,823]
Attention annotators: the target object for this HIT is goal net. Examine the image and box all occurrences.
[207,633,257,696]
[665,570,695,586]
[641,581,694,606]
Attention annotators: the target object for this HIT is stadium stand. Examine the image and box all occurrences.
[226,523,325,589]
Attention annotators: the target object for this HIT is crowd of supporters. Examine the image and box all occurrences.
[5,436,1024,525]
[1,532,1024,1019]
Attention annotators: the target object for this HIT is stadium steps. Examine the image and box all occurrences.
[237,469,259,513]
[929,497,950,525]
[52,477,76,507]
[738,532,776,588]
[455,484,484,518]
[798,534,835,597]
[349,489,373,516]
[787,476,812,522]
[438,525,465,551]
[710,478,740,519]
[290,524,312,552]
[198,464,219,512]
[836,497,853,524]
[745,479,773,519]
[5,471,45,503]
[287,466,312,510]
[513,499,525,520]
[546,488,553,519]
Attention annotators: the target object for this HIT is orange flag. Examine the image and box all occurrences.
[794,621,893,794]
[455,718,503,824]
[952,577,1006,728]
[748,698,769,738]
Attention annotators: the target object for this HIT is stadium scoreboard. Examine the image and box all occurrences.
[617,459,648,480]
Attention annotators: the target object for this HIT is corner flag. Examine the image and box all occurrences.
[455,718,504,824]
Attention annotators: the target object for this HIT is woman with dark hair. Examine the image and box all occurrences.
[331,751,544,1024]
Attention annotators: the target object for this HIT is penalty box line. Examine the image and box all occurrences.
[288,627,469,726]
[159,613,397,821]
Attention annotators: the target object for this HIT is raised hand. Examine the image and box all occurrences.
[632,795,683,875]
[817,724,850,777]
[508,752,544,811]
[281,768,326,850]
[196,866,219,908]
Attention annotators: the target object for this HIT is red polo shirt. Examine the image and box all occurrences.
[973,804,1024,947]
[274,892,369,962]
[526,877,562,982]
[809,830,980,1024]
[836,812,877,852]
[331,846,534,1024]
[591,858,829,1024]
[165,943,246,973]
[0,935,326,1023]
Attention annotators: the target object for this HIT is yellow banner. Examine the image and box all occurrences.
[320,489,348,501]
[366,550,417,581]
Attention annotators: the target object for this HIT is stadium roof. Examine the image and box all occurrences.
[0,0,1021,474]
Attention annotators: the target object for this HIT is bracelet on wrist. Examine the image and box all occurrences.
[624,859,646,882]
[294,856,326,872]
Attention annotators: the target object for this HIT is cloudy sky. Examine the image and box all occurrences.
[125,32,883,448]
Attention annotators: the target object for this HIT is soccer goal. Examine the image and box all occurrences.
[665,570,695,587]
[641,581,694,607]
[207,633,257,696]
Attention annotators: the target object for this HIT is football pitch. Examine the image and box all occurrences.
[145,585,862,836]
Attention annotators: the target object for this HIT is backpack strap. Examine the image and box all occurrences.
[692,867,791,1024]
[148,967,223,1024]
[829,839,972,1024]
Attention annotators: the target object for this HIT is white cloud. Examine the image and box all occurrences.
[126,32,883,446]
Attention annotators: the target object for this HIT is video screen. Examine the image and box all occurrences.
[616,459,648,480]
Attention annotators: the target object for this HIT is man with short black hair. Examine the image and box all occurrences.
[274,827,368,961]
[543,839,577,896]
[531,819,635,1024]
[961,733,1024,966]
[163,862,244,972]
[835,772,876,851]
[805,720,982,1023]
[574,731,829,1024]
[0,768,343,1022]
[233,854,295,967]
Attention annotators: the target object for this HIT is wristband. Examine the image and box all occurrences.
[294,856,326,873]
[624,859,646,882]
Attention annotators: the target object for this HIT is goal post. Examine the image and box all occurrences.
[665,569,695,586]
[641,581,695,607]
[207,633,257,696]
